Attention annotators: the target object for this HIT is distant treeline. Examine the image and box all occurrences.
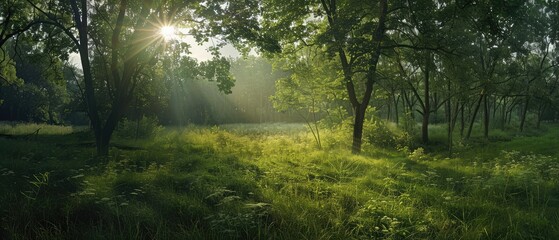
[0,53,300,125]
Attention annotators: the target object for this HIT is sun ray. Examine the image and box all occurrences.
[160,26,176,41]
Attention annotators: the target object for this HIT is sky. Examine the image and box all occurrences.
[69,35,242,69]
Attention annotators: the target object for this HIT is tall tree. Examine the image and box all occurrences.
[26,0,258,155]
[261,0,389,153]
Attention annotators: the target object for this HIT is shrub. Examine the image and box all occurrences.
[115,116,162,139]
[408,147,427,161]
[365,119,395,148]
[364,119,414,149]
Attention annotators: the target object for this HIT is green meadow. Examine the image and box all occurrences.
[0,123,558,239]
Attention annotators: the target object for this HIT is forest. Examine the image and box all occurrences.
[1,0,559,239]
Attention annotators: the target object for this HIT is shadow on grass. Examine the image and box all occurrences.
[0,131,273,239]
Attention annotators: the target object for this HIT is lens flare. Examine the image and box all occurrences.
[160,26,176,41]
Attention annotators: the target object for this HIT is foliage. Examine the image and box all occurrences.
[363,118,414,150]
[271,47,345,148]
[0,52,23,88]
[115,116,163,140]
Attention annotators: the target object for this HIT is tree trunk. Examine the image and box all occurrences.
[519,97,529,132]
[394,94,399,124]
[421,52,431,144]
[352,106,366,154]
[492,96,498,119]
[402,90,415,119]
[466,93,484,139]
[460,102,465,137]
[447,98,452,153]
[432,92,438,123]
[500,97,507,131]
[387,99,391,121]
[483,94,489,138]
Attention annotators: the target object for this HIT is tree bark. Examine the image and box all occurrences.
[387,99,391,121]
[421,52,431,144]
[394,94,399,124]
[352,105,366,154]
[466,93,484,139]
[500,96,507,130]
[460,102,465,137]
[447,98,452,153]
[519,97,529,132]
[483,93,489,138]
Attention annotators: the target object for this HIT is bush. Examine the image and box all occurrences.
[408,147,427,161]
[364,119,395,148]
[364,119,414,149]
[115,116,162,139]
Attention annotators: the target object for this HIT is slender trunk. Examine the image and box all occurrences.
[500,97,507,130]
[387,100,391,121]
[506,99,517,125]
[311,97,321,148]
[466,93,484,139]
[403,90,415,119]
[451,101,460,132]
[352,106,366,154]
[483,94,489,138]
[519,97,529,132]
[394,94,399,124]
[432,92,438,123]
[447,98,452,153]
[421,52,431,144]
[492,96,498,119]
[460,102,465,137]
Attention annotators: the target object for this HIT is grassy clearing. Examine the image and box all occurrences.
[0,122,87,135]
[0,123,558,239]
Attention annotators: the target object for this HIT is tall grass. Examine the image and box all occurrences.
[0,122,558,239]
[0,122,87,135]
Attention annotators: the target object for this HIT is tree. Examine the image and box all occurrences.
[271,47,345,148]
[461,0,526,139]
[261,0,389,153]
[0,0,40,47]
[26,0,257,155]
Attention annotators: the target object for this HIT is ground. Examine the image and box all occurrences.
[0,122,558,239]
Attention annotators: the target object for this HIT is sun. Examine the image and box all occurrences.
[160,25,176,41]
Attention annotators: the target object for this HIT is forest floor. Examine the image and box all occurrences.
[0,122,558,239]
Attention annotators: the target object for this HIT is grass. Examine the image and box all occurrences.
[0,122,87,135]
[0,122,558,239]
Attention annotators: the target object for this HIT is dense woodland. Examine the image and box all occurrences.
[1,0,559,239]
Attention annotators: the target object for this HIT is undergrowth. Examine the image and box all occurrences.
[0,123,558,239]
